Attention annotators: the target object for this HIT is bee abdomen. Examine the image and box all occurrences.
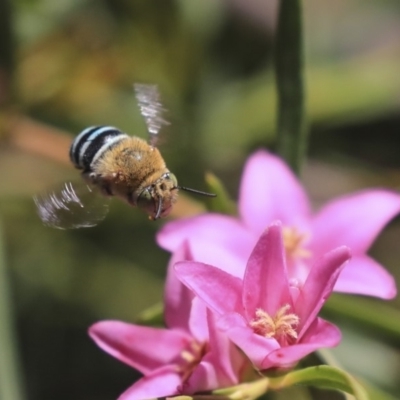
[70,126,129,171]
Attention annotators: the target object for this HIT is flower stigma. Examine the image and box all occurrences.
[282,226,311,260]
[250,305,299,346]
[176,339,207,382]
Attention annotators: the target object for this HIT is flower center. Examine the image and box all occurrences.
[250,305,299,346]
[282,226,311,260]
[176,339,207,382]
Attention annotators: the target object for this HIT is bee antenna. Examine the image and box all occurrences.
[155,196,163,219]
[177,186,217,198]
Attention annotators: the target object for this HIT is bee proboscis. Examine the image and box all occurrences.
[34,84,215,229]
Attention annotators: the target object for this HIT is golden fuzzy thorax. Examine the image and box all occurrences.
[90,137,178,217]
[94,137,166,187]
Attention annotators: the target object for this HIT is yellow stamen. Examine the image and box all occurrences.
[180,350,196,363]
[282,226,311,259]
[250,305,299,344]
[176,340,207,382]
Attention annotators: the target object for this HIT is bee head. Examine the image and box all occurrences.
[135,172,216,220]
[137,172,179,220]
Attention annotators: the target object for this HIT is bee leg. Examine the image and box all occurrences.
[94,175,113,197]
[99,184,113,197]
[82,171,99,184]
[82,171,113,197]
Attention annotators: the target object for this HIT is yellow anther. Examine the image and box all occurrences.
[250,305,299,344]
[282,226,311,260]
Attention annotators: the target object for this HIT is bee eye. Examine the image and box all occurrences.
[168,173,178,187]
[137,189,152,207]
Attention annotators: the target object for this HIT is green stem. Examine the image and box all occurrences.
[214,378,269,399]
[0,220,25,400]
[0,0,15,104]
[275,0,307,175]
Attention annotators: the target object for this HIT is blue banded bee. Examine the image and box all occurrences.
[34,84,215,229]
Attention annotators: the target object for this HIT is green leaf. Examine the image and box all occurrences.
[269,365,369,400]
[204,172,237,215]
[214,378,269,400]
[323,294,400,342]
[275,0,308,175]
[135,302,164,327]
[0,219,26,400]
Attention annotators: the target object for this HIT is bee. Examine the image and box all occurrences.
[34,84,215,229]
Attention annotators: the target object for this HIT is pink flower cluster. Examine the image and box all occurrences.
[89,150,400,399]
[90,245,250,399]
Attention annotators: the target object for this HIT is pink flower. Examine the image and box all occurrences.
[158,150,400,299]
[89,245,247,400]
[175,222,351,370]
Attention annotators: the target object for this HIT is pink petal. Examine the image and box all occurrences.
[88,321,191,375]
[157,214,255,277]
[185,360,222,393]
[185,241,248,278]
[174,261,244,316]
[164,242,194,331]
[187,297,209,341]
[118,365,183,400]
[334,255,397,299]
[158,214,254,256]
[187,310,242,392]
[261,318,341,370]
[296,247,351,338]
[300,318,342,347]
[239,150,311,235]
[204,310,242,385]
[218,312,279,369]
[311,190,400,256]
[243,223,292,320]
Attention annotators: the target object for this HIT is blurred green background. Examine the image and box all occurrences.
[1,0,400,399]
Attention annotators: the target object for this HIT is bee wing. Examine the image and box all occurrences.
[134,83,170,147]
[34,182,110,229]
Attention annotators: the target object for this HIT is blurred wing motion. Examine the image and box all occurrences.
[134,83,170,146]
[34,182,110,230]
